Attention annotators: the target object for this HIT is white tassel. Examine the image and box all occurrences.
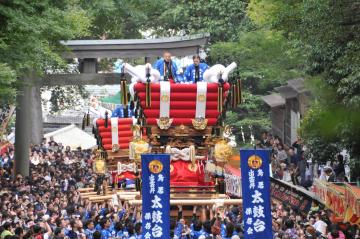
[117,162,122,174]
[129,142,134,160]
[165,145,171,154]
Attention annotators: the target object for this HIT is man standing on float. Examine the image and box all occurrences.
[154,51,181,83]
[184,54,209,83]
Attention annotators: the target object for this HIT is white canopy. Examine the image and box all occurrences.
[44,124,96,150]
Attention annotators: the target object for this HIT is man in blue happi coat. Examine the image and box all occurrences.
[184,55,209,83]
[154,51,182,83]
[111,103,134,118]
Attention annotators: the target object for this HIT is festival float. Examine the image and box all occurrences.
[81,61,243,208]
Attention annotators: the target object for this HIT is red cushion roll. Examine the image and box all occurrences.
[145,118,218,126]
[101,137,133,144]
[103,143,129,150]
[99,131,133,138]
[134,82,230,92]
[140,101,219,110]
[137,92,228,101]
[170,160,214,186]
[96,118,133,126]
[97,125,132,132]
[143,109,220,118]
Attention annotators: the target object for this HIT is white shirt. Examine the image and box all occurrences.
[313,220,327,235]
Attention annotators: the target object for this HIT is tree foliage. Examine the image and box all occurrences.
[248,0,360,171]
[144,0,251,42]
[79,0,162,39]
[209,29,304,94]
[0,0,91,104]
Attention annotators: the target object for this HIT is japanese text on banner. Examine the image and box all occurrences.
[142,154,170,239]
[240,149,273,239]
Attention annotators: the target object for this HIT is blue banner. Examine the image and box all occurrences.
[142,154,170,239]
[240,149,273,239]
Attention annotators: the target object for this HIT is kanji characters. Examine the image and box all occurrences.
[253,219,266,232]
[152,210,163,224]
[252,190,264,204]
[253,205,265,218]
[151,195,163,209]
[152,224,163,238]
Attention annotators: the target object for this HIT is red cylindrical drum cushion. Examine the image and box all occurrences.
[140,101,219,110]
[134,82,230,92]
[101,137,133,144]
[137,92,227,101]
[145,118,218,126]
[143,109,220,118]
[96,118,133,126]
[97,125,132,132]
[99,131,133,138]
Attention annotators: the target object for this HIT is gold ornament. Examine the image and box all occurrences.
[170,164,174,173]
[214,139,233,162]
[112,144,120,152]
[94,158,106,174]
[132,139,150,162]
[197,94,206,102]
[161,94,170,102]
[156,117,173,130]
[191,118,208,130]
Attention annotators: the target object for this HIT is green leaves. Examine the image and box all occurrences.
[144,0,249,42]
[0,64,16,104]
[249,0,360,170]
[0,1,91,105]
[209,29,304,94]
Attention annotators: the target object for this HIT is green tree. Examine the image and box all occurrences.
[209,29,304,94]
[0,0,91,104]
[209,29,304,143]
[144,0,250,42]
[248,0,360,178]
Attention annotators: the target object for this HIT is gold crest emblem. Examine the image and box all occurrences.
[156,117,173,130]
[191,118,208,130]
[197,94,206,102]
[170,164,174,173]
[149,160,163,174]
[248,155,263,169]
[161,94,170,102]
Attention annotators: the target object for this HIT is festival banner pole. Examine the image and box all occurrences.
[240,149,273,239]
[141,154,170,239]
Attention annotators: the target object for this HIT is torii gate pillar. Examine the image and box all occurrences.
[14,72,43,177]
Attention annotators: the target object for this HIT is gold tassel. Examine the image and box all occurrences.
[145,81,151,107]
[190,145,196,164]
[231,84,237,109]
[237,79,242,105]
[120,80,128,105]
[217,84,223,113]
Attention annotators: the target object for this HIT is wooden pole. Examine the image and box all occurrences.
[128,199,242,206]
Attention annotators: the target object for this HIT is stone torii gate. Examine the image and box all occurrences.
[15,34,209,176]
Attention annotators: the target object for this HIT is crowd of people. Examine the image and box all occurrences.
[257,132,348,188]
[0,137,358,239]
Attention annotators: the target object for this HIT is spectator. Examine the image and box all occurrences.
[313,214,328,236]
